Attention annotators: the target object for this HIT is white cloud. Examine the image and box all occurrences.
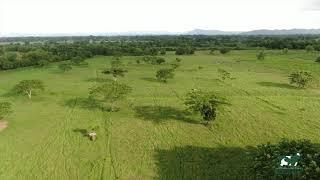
[0,0,319,35]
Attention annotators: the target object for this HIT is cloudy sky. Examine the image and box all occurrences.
[0,0,319,35]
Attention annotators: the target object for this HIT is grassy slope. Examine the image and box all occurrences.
[0,50,319,179]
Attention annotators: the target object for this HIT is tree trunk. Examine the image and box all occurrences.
[26,90,32,99]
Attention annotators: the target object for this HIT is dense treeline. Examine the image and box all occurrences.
[0,35,320,70]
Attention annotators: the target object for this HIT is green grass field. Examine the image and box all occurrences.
[0,50,320,179]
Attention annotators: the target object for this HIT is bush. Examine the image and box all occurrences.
[218,68,231,80]
[282,48,289,54]
[289,71,313,88]
[256,51,266,60]
[306,45,314,52]
[219,47,230,54]
[0,102,13,119]
[185,89,226,124]
[156,68,175,83]
[175,47,195,55]
[316,56,320,63]
[253,139,320,179]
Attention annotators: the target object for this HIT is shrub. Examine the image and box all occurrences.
[306,45,314,52]
[0,102,13,119]
[218,68,231,80]
[253,139,320,179]
[58,63,72,72]
[282,48,289,54]
[256,51,266,60]
[289,71,313,88]
[156,68,175,83]
[219,47,230,54]
[316,56,320,63]
[184,89,226,124]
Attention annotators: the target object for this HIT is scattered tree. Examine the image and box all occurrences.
[71,56,86,65]
[37,60,49,67]
[289,71,313,88]
[58,63,72,72]
[175,47,195,55]
[102,60,128,81]
[170,63,180,69]
[13,80,45,99]
[185,89,226,125]
[0,102,13,119]
[218,68,231,81]
[282,48,289,54]
[89,81,132,111]
[256,50,266,60]
[219,47,230,54]
[160,49,166,55]
[156,68,175,83]
[306,45,314,52]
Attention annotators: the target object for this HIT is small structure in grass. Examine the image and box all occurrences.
[88,125,99,141]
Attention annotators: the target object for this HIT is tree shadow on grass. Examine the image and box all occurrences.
[85,77,113,83]
[154,146,256,179]
[133,105,198,124]
[64,97,103,111]
[256,82,297,90]
[73,128,88,137]
[141,77,159,83]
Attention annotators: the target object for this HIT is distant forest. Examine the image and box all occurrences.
[0,35,319,70]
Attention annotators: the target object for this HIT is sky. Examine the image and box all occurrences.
[0,0,319,35]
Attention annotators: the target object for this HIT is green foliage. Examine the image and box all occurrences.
[256,50,266,60]
[306,45,315,52]
[175,47,195,55]
[219,47,230,54]
[37,60,49,67]
[142,56,166,65]
[170,63,180,69]
[176,58,182,62]
[89,81,132,104]
[13,80,45,99]
[102,59,128,80]
[253,139,320,179]
[0,102,13,119]
[282,48,289,54]
[156,68,175,83]
[160,49,166,55]
[315,56,320,63]
[58,63,72,72]
[71,56,86,65]
[184,89,226,123]
[218,68,231,81]
[289,71,313,88]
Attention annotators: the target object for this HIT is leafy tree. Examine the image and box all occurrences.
[0,102,13,119]
[256,50,266,60]
[156,68,175,83]
[58,63,72,72]
[37,60,49,67]
[315,56,320,63]
[71,56,85,65]
[13,80,45,99]
[175,47,195,55]
[306,45,314,52]
[102,59,128,81]
[282,48,289,54]
[185,89,226,124]
[218,69,231,81]
[170,63,180,69]
[160,49,166,55]
[89,81,132,111]
[219,47,230,54]
[289,71,313,88]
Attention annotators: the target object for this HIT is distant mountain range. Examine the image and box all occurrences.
[185,28,320,35]
[2,28,320,37]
